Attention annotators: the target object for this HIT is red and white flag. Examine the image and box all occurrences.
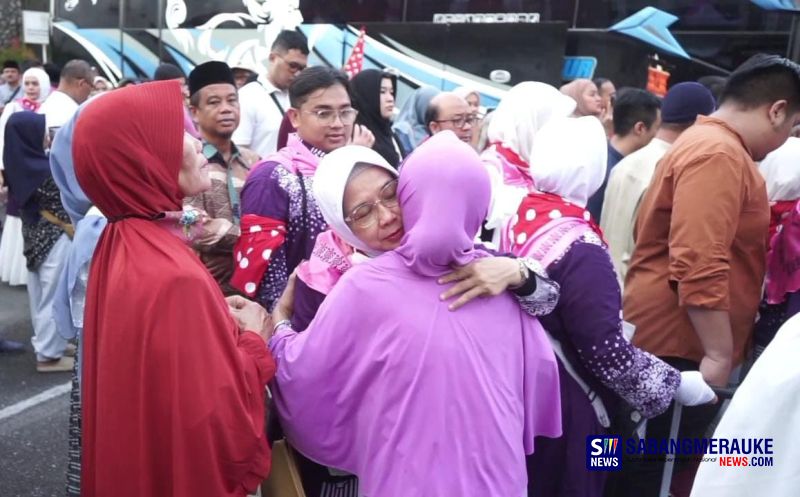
[344,27,367,79]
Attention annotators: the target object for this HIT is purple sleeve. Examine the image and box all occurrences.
[243,162,291,310]
[241,161,289,221]
[548,241,680,418]
[290,278,327,332]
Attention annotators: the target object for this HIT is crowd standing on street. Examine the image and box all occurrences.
[1,29,800,497]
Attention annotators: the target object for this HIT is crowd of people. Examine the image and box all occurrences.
[1,27,800,497]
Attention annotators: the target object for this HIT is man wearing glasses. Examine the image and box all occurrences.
[233,30,309,157]
[38,59,94,131]
[236,66,374,313]
[425,92,476,144]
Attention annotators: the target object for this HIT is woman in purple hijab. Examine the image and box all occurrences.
[267,131,562,497]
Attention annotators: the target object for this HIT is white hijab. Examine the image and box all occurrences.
[529,116,608,206]
[313,145,398,257]
[0,68,52,171]
[21,67,52,102]
[759,136,800,201]
[487,81,577,164]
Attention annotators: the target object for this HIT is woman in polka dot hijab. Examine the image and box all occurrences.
[503,116,691,497]
[501,115,608,252]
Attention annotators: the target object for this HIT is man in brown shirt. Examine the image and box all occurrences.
[615,54,800,497]
[185,61,259,295]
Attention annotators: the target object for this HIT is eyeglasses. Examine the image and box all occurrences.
[275,54,307,73]
[301,107,359,126]
[435,114,477,128]
[344,179,399,228]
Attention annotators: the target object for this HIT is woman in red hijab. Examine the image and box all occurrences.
[73,80,275,497]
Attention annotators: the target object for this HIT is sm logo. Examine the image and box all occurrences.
[586,436,622,471]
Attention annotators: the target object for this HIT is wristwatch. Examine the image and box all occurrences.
[511,258,540,296]
[509,258,530,290]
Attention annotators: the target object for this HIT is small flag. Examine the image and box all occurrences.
[344,27,367,79]
[647,65,670,97]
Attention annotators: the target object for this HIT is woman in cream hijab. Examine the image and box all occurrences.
[559,78,603,118]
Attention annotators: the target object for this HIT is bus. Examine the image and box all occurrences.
[50,0,797,105]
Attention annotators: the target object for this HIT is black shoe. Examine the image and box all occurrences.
[0,339,25,353]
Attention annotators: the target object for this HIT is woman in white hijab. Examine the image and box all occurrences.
[690,313,800,497]
[753,136,800,356]
[480,82,577,244]
[500,117,714,497]
[0,67,52,286]
[759,136,800,234]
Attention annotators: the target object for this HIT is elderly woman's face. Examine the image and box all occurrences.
[178,133,211,196]
[343,166,404,252]
[24,76,41,100]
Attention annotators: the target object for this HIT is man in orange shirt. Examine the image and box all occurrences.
[615,54,800,497]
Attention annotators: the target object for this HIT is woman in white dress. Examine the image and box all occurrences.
[0,67,51,285]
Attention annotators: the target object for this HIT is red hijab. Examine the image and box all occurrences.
[74,81,274,497]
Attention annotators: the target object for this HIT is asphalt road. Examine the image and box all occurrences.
[0,282,71,497]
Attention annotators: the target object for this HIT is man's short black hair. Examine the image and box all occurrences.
[593,77,611,91]
[60,59,93,83]
[289,66,350,108]
[424,100,440,134]
[21,59,42,72]
[154,62,184,81]
[613,88,662,136]
[272,30,310,56]
[719,54,800,112]
[697,75,726,104]
[44,62,61,85]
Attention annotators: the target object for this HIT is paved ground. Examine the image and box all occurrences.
[0,282,70,497]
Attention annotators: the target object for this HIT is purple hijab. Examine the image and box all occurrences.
[269,131,562,497]
[395,132,489,276]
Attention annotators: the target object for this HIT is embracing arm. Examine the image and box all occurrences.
[438,254,559,315]
[265,271,369,473]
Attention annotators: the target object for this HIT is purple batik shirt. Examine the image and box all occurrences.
[537,232,680,418]
[240,146,327,311]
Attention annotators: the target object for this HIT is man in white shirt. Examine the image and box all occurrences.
[0,60,21,114]
[233,30,309,157]
[601,82,716,285]
[39,60,94,131]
